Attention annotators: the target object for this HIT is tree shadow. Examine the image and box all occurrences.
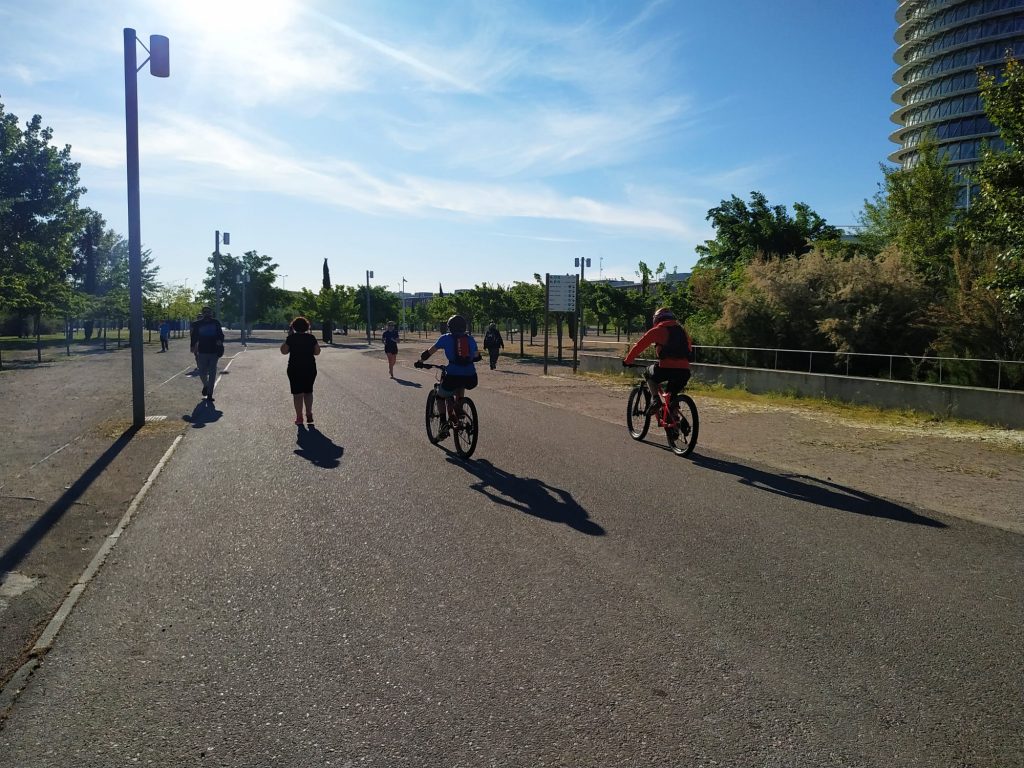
[446,457,605,536]
[0,426,139,574]
[181,400,222,429]
[691,454,947,528]
[391,377,422,388]
[294,426,344,468]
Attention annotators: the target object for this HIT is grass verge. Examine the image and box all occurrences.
[577,369,1022,441]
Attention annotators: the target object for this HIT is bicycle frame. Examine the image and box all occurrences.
[424,364,466,426]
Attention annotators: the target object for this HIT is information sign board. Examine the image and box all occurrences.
[547,274,577,312]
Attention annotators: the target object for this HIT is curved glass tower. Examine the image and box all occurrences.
[891,0,1024,187]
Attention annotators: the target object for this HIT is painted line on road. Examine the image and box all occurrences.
[0,436,84,493]
[0,433,184,720]
[150,364,195,392]
[215,347,244,389]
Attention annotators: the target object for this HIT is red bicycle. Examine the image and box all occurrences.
[419,363,479,458]
[624,363,699,457]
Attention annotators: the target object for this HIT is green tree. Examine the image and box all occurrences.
[203,249,279,324]
[694,191,842,279]
[881,135,960,291]
[356,284,402,333]
[0,99,85,325]
[973,54,1024,317]
[507,280,543,352]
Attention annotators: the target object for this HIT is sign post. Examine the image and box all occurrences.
[544,273,577,375]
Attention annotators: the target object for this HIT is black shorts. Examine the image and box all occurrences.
[646,364,690,397]
[288,367,317,394]
[384,343,398,355]
[438,373,478,396]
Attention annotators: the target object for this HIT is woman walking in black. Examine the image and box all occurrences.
[280,316,320,425]
[382,320,400,378]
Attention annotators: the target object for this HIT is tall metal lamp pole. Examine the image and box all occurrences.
[124,28,169,427]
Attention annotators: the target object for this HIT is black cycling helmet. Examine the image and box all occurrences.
[653,306,675,323]
[447,314,468,334]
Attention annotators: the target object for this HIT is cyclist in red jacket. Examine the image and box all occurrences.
[623,307,693,416]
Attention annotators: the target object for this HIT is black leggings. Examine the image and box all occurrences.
[645,364,690,399]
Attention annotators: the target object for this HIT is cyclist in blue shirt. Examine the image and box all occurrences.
[414,314,481,411]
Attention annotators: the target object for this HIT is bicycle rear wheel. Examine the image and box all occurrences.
[667,394,699,457]
[453,397,479,458]
[626,384,651,440]
[425,389,443,444]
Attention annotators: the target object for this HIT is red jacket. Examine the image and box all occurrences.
[624,320,691,369]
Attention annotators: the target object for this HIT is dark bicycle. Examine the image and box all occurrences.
[419,362,479,458]
[624,363,699,457]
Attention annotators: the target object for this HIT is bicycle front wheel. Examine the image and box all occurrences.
[425,390,443,444]
[453,397,479,458]
[667,394,699,457]
[626,384,651,440]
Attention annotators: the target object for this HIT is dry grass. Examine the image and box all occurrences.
[577,370,1024,452]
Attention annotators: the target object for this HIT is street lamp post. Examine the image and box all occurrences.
[365,270,374,343]
[401,277,407,331]
[123,28,169,427]
[215,231,230,320]
[237,270,250,345]
[573,257,590,373]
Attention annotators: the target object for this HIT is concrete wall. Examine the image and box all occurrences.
[578,354,1024,429]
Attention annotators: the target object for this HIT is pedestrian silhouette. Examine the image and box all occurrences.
[294,426,344,468]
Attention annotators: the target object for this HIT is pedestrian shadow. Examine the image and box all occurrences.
[0,426,139,574]
[294,426,344,468]
[446,457,605,536]
[182,400,222,429]
[391,377,422,388]
[691,455,947,528]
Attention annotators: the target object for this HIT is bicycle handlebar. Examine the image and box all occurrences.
[415,362,446,370]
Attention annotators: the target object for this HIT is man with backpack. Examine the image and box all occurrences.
[190,306,225,403]
[414,314,481,435]
[622,306,693,419]
[483,322,504,370]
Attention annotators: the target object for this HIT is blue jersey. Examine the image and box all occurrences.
[433,333,478,376]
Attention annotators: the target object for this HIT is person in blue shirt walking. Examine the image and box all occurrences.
[158,319,171,352]
[414,315,480,428]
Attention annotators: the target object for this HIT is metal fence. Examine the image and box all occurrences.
[693,345,1024,392]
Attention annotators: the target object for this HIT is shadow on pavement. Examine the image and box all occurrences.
[294,426,344,468]
[447,457,605,536]
[0,426,139,574]
[391,377,422,388]
[182,401,222,428]
[691,455,947,528]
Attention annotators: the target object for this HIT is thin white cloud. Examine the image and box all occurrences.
[51,108,700,240]
[304,8,483,94]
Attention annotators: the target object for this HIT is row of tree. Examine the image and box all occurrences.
[3,56,1022,380]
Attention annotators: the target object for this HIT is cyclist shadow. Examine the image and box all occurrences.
[294,426,344,468]
[446,457,605,536]
[691,455,946,528]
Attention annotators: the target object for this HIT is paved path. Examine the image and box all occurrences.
[1,344,1022,767]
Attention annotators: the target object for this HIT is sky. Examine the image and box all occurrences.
[0,0,900,295]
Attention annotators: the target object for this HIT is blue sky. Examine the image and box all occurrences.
[0,0,898,295]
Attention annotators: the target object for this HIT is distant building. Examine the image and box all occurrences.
[890,0,1024,203]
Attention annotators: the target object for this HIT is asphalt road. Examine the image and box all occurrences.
[1,343,1022,767]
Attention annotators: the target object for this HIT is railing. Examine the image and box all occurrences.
[693,345,1024,392]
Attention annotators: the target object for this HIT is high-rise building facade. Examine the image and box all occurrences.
[891,0,1024,191]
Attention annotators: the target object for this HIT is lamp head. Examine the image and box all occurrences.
[149,35,169,77]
